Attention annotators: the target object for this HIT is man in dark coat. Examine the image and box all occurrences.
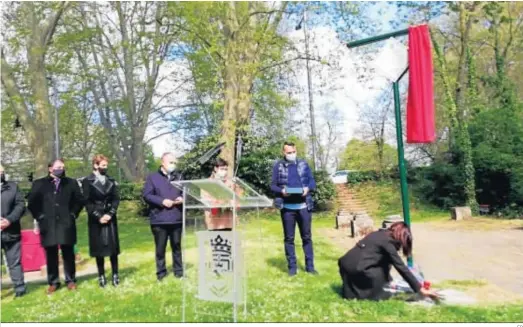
[82,154,121,288]
[0,165,27,297]
[142,152,184,281]
[27,159,84,294]
[271,141,317,276]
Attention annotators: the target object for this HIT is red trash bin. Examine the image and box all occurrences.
[21,229,46,272]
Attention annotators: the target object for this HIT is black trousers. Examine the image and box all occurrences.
[1,240,26,293]
[45,244,76,286]
[151,224,183,278]
[95,255,118,276]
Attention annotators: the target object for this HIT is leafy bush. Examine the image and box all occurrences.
[312,170,336,211]
[410,163,466,210]
[118,183,144,201]
[119,182,149,216]
[346,169,397,185]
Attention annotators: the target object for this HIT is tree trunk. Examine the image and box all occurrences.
[1,2,68,177]
[29,54,55,176]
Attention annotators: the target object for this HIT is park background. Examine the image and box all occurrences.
[1,1,523,323]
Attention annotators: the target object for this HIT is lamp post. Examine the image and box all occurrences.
[296,9,318,171]
[47,77,60,159]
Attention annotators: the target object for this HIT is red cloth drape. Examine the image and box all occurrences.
[21,230,46,272]
[406,25,435,143]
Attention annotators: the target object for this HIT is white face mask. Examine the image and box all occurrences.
[166,164,176,173]
[215,170,227,179]
[285,153,297,162]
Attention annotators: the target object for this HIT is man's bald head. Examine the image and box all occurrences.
[161,152,177,174]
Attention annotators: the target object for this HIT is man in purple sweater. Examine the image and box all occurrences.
[142,152,184,281]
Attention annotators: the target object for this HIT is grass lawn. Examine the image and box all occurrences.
[350,181,450,223]
[1,203,523,322]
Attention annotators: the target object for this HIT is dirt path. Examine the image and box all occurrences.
[319,219,523,304]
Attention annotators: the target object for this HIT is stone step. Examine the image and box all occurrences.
[350,218,374,238]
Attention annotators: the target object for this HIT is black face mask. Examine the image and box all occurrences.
[52,169,65,178]
[98,168,108,176]
[0,173,5,183]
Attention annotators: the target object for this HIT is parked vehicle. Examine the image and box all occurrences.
[330,170,350,184]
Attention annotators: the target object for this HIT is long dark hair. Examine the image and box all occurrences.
[388,222,413,257]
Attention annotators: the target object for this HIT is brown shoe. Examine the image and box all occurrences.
[46,285,59,295]
[67,282,77,291]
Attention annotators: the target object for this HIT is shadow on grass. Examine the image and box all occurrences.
[330,283,343,298]
[266,257,306,273]
[0,266,138,300]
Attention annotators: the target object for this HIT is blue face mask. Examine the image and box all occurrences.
[285,153,297,162]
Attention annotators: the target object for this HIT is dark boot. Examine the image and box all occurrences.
[112,274,120,287]
[98,275,107,288]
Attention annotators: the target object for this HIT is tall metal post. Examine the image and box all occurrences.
[54,105,60,159]
[181,187,187,322]
[232,190,237,322]
[302,10,317,171]
[48,79,60,159]
[347,29,414,266]
[393,81,412,267]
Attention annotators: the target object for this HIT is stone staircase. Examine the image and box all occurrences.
[335,184,374,238]
[334,184,404,238]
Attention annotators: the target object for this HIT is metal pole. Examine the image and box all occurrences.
[392,81,412,267]
[182,186,187,322]
[232,191,237,322]
[346,28,409,48]
[303,10,317,171]
[54,105,60,159]
[49,80,60,159]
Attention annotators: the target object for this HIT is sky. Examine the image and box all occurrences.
[145,2,411,172]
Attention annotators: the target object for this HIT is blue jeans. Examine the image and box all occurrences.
[281,208,314,272]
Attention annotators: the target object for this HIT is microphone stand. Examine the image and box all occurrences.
[233,134,243,178]
[176,142,226,182]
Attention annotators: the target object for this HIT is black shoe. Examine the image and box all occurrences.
[288,270,297,277]
[157,274,167,282]
[15,289,27,298]
[112,274,120,287]
[98,275,107,288]
[174,273,184,279]
[306,269,319,275]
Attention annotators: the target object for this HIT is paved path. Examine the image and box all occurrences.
[410,223,523,296]
[320,220,523,303]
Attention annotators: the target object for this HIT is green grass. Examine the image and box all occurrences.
[351,181,449,223]
[2,204,522,322]
[433,279,489,291]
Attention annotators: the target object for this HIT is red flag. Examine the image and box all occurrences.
[406,25,436,143]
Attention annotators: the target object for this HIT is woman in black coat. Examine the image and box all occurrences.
[338,222,438,301]
[82,155,121,288]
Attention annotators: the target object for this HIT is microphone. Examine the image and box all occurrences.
[197,142,226,165]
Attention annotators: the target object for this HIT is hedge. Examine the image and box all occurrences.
[17,175,336,216]
[346,169,400,185]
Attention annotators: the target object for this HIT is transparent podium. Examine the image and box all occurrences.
[172,177,273,322]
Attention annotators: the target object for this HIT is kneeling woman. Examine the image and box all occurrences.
[338,222,437,301]
[83,155,121,287]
